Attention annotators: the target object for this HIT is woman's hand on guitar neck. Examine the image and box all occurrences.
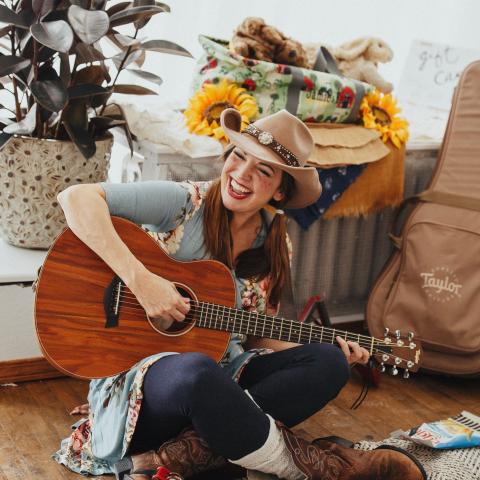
[130,270,190,323]
[336,336,370,366]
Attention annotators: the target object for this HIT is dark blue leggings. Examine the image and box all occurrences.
[129,343,350,460]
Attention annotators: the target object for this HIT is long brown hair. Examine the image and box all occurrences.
[203,147,295,308]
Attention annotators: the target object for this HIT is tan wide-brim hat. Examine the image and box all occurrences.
[220,108,322,209]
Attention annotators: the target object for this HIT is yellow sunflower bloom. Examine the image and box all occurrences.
[184,79,258,141]
[360,90,409,148]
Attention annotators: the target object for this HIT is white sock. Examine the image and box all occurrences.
[229,414,305,480]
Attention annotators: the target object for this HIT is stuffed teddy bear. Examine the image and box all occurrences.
[304,37,394,93]
[229,17,309,68]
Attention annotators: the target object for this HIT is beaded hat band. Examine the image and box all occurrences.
[244,124,300,168]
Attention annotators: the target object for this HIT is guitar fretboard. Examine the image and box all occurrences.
[195,302,382,354]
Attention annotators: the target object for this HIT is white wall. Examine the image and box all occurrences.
[124,0,480,107]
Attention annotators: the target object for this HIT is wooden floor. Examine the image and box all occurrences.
[1,370,479,479]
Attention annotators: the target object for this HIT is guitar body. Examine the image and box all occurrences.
[35,217,235,380]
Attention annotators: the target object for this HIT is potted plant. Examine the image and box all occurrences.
[0,0,192,248]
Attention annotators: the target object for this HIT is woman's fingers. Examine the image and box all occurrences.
[336,336,370,365]
[177,297,190,315]
[70,403,89,415]
[336,336,352,361]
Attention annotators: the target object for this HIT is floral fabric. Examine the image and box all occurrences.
[54,180,291,475]
[191,35,373,123]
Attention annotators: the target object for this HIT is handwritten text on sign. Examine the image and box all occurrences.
[399,40,480,110]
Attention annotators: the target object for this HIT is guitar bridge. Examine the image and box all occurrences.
[103,275,123,328]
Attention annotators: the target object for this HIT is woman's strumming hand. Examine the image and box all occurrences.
[336,336,370,366]
[70,403,89,415]
[131,270,190,323]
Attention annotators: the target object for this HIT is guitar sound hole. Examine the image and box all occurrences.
[149,285,196,335]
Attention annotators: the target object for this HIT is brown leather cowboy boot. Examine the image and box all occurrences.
[279,425,427,480]
[114,426,242,480]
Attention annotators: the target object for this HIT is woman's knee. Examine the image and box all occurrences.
[172,352,222,393]
[145,352,219,398]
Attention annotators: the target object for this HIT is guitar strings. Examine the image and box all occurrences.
[115,295,410,355]
[116,292,405,349]
[115,299,414,364]
[116,289,384,345]
[116,296,379,348]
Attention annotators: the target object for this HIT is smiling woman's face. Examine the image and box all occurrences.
[220,147,284,214]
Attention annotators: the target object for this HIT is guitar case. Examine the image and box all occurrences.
[366,61,480,376]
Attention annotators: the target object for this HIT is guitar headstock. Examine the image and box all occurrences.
[372,328,423,378]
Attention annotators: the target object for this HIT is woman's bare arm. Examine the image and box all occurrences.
[57,183,189,322]
[57,183,149,288]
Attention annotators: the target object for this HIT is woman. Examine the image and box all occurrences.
[55,109,426,480]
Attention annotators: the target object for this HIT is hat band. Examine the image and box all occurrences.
[244,124,300,167]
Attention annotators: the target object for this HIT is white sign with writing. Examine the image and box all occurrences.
[398,40,480,111]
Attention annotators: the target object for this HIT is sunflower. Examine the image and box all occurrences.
[360,90,409,148]
[184,79,258,141]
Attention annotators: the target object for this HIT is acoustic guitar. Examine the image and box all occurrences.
[34,216,422,380]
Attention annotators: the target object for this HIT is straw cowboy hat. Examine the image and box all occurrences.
[220,108,322,209]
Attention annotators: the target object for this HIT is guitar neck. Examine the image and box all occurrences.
[196,302,377,354]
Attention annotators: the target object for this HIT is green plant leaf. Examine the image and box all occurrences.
[31,80,68,112]
[38,63,60,81]
[102,102,133,154]
[32,0,56,19]
[90,115,125,129]
[0,55,30,76]
[30,20,74,53]
[126,68,162,86]
[68,5,109,44]
[138,39,192,58]
[106,1,132,17]
[108,32,140,48]
[68,83,109,99]
[132,0,169,29]
[0,25,11,37]
[59,52,71,85]
[63,99,96,158]
[13,65,33,88]
[69,0,91,8]
[0,132,12,149]
[93,0,107,9]
[3,104,37,134]
[112,49,142,69]
[0,5,30,28]
[133,0,170,12]
[74,42,106,64]
[109,5,165,28]
[112,84,157,95]
[74,65,107,85]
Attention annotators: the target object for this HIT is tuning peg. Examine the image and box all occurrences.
[391,366,399,376]
[384,327,390,336]
[379,362,386,373]
[407,361,414,369]
[395,329,401,340]
[403,369,410,379]
[382,354,389,362]
[409,342,417,349]
[395,357,401,365]
[408,331,414,341]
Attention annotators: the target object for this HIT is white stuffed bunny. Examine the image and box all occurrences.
[332,37,394,93]
[305,37,394,93]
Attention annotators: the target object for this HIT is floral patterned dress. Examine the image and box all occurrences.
[53,180,292,475]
